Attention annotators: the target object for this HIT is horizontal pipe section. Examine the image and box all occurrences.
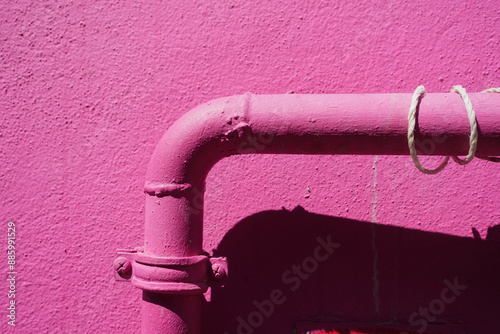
[147,92,500,187]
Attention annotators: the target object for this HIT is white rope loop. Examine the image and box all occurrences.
[407,85,450,174]
[450,85,478,165]
[408,85,500,174]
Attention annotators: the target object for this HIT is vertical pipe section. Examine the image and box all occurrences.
[141,193,205,333]
[143,96,242,334]
[142,293,202,334]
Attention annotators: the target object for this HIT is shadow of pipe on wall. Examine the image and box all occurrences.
[201,206,500,334]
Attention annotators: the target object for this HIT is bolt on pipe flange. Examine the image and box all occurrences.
[114,256,132,278]
[208,257,228,287]
[211,263,226,280]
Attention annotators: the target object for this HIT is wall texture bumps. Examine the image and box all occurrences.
[1,0,499,333]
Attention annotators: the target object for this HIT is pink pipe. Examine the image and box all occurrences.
[140,92,500,333]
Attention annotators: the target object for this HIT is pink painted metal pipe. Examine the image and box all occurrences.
[138,92,500,333]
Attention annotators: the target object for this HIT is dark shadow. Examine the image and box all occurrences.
[201,206,500,334]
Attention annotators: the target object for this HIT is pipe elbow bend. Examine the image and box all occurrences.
[144,93,254,196]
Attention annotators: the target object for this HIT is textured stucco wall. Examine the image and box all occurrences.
[1,0,499,333]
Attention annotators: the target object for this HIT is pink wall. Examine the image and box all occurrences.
[1,0,499,333]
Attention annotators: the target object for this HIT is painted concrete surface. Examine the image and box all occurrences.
[1,0,499,333]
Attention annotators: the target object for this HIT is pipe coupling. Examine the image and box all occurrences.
[114,248,227,295]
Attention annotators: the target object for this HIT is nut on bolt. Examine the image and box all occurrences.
[211,263,226,280]
[114,256,132,277]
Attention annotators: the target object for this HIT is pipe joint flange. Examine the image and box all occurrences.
[114,249,210,295]
[133,253,209,295]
